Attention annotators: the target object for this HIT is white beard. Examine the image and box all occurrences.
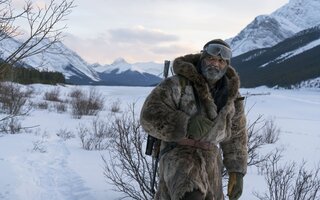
[201,63,227,84]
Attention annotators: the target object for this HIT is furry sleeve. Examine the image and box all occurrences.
[140,77,190,142]
[220,95,248,175]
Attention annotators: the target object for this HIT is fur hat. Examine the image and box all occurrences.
[203,39,231,49]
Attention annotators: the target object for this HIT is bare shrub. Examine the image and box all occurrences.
[70,88,104,119]
[102,104,155,200]
[0,117,22,134]
[31,131,49,153]
[255,149,320,200]
[247,115,280,167]
[0,82,33,134]
[87,88,105,112]
[0,82,32,115]
[77,117,112,150]
[56,128,75,141]
[54,102,67,113]
[69,88,83,98]
[292,163,320,200]
[44,88,61,102]
[37,101,49,110]
[262,118,280,144]
[32,140,47,153]
[110,99,121,113]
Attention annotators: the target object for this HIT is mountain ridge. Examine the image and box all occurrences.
[231,25,320,88]
[0,36,163,86]
[228,0,320,56]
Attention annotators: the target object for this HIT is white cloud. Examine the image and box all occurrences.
[108,26,179,44]
[64,31,192,64]
[62,0,289,63]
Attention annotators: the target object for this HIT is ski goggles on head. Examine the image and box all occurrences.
[203,43,232,61]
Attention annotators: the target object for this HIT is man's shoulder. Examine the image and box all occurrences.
[157,75,180,86]
[173,53,201,65]
[157,75,190,90]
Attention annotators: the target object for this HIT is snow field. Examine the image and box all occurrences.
[0,84,319,200]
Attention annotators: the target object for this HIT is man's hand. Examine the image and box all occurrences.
[227,172,244,200]
[187,115,213,140]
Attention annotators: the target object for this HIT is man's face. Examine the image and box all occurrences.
[202,55,228,70]
[201,55,228,83]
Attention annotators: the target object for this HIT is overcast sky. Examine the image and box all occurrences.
[15,0,289,64]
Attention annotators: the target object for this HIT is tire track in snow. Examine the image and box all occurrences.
[10,138,95,200]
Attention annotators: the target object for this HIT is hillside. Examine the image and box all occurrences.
[228,0,320,56]
[232,26,320,88]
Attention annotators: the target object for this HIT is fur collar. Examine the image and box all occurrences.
[172,53,240,120]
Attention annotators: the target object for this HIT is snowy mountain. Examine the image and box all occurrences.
[92,58,163,86]
[228,0,320,56]
[232,25,320,88]
[0,36,100,84]
[93,58,163,77]
[0,36,163,86]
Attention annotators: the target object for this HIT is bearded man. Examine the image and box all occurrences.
[140,39,248,200]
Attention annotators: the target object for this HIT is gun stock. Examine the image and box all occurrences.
[163,60,170,78]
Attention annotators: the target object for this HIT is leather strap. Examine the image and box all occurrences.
[177,138,215,151]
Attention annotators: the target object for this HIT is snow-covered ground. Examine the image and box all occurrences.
[0,84,319,200]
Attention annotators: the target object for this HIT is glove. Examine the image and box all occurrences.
[227,172,244,200]
[187,114,213,140]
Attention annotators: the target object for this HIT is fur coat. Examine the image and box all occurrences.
[140,53,248,200]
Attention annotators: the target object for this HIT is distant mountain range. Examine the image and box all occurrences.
[1,0,320,88]
[92,58,163,86]
[0,37,163,86]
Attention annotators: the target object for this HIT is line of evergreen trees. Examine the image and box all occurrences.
[0,63,65,85]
